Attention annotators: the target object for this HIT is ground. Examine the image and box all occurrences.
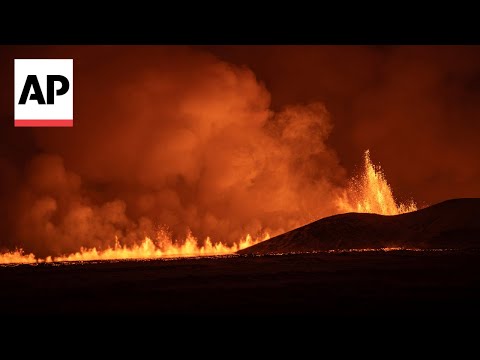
[1,250,480,316]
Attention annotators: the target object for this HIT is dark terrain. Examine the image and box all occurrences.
[239,198,480,255]
[2,197,479,316]
[1,250,480,315]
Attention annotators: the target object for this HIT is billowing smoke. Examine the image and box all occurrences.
[3,46,349,256]
[209,46,480,205]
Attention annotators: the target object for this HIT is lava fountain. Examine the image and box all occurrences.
[336,150,417,215]
[0,150,417,264]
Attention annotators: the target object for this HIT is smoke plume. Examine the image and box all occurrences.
[2,46,350,256]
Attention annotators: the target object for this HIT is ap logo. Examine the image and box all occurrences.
[14,59,73,127]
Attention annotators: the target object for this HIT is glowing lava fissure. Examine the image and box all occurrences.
[0,150,418,264]
[0,232,269,265]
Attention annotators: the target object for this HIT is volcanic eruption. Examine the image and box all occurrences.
[0,148,417,264]
[0,46,474,263]
[2,45,480,319]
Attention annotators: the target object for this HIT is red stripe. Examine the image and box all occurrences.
[14,120,73,127]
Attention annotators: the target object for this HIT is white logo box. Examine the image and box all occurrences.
[14,59,73,127]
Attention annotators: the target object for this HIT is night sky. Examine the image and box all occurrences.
[0,46,479,255]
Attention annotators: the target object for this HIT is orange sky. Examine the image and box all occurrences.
[204,45,480,205]
[0,45,479,255]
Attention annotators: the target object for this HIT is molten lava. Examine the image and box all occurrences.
[53,232,267,262]
[0,249,36,265]
[337,150,417,215]
[0,150,418,265]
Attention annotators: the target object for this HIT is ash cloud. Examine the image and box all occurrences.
[1,46,347,256]
[207,46,480,205]
[2,45,479,256]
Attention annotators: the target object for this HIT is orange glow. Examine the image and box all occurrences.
[337,150,417,215]
[0,232,269,265]
[0,249,37,264]
[0,150,418,265]
[53,231,268,262]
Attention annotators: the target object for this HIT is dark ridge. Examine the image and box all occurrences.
[238,198,480,255]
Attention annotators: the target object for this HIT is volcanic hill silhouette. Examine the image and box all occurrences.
[238,198,480,254]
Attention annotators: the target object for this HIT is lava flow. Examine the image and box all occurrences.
[0,150,417,265]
